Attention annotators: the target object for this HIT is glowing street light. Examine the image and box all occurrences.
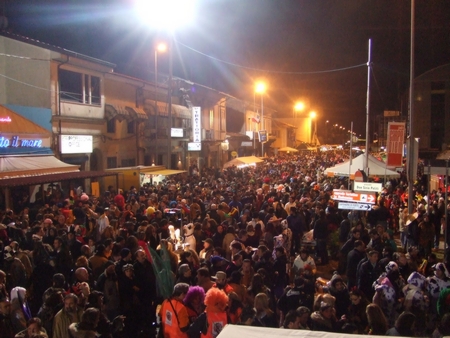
[135,0,197,169]
[293,102,305,117]
[153,43,167,163]
[255,81,266,156]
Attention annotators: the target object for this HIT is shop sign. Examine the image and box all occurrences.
[0,116,12,123]
[192,107,201,143]
[0,135,42,148]
[60,135,93,154]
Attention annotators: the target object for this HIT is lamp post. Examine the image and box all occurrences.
[293,102,304,146]
[135,0,197,169]
[255,82,266,156]
[310,111,317,145]
[325,120,329,144]
[154,43,167,164]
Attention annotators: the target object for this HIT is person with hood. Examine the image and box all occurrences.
[373,261,403,327]
[325,273,350,319]
[10,287,32,334]
[427,262,450,330]
[188,287,229,338]
[402,271,429,336]
[386,311,416,336]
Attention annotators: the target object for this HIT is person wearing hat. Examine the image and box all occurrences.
[212,271,234,294]
[199,238,214,261]
[159,283,190,338]
[115,248,132,279]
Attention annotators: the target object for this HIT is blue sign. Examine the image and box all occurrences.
[0,135,43,148]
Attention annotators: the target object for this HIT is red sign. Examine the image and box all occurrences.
[332,190,376,204]
[386,122,405,167]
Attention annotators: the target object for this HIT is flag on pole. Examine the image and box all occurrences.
[252,114,261,123]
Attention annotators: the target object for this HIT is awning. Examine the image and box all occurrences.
[153,102,191,118]
[125,106,148,121]
[0,155,79,179]
[0,170,118,188]
[105,104,133,122]
[142,169,186,176]
[223,156,263,169]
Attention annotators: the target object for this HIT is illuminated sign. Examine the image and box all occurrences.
[0,116,12,123]
[188,142,201,151]
[192,107,201,143]
[60,135,93,154]
[0,135,43,148]
[171,128,184,137]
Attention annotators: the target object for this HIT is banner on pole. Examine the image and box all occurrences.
[386,122,405,167]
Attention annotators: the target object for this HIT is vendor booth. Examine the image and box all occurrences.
[324,153,400,179]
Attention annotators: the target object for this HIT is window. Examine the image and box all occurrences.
[59,69,101,105]
[107,119,116,133]
[121,158,136,167]
[107,157,117,169]
[127,121,135,134]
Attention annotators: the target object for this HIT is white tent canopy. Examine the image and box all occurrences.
[0,155,79,179]
[223,156,263,169]
[218,324,388,338]
[324,153,400,178]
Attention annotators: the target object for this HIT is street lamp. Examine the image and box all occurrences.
[310,111,317,145]
[293,102,305,118]
[154,43,167,155]
[255,82,266,156]
[325,120,329,144]
[135,0,197,169]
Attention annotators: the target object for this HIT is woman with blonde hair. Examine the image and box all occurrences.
[251,292,278,328]
[366,303,388,335]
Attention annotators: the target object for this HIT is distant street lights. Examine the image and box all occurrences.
[255,82,266,156]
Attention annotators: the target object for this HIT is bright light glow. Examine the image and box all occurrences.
[255,82,266,94]
[157,43,167,52]
[294,102,305,111]
[309,111,317,119]
[135,0,197,31]
[326,120,329,123]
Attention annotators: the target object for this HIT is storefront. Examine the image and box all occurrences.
[0,105,116,209]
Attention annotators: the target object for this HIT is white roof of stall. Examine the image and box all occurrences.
[218,324,390,338]
[324,153,400,178]
[0,155,79,179]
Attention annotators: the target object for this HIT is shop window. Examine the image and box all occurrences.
[59,69,101,105]
[107,157,117,169]
[121,158,136,167]
[127,120,135,134]
[107,119,116,133]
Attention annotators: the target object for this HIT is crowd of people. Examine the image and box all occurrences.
[0,150,450,338]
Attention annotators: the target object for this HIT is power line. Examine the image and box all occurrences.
[175,39,367,75]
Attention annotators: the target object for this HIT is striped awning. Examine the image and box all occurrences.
[105,104,133,122]
[125,106,148,121]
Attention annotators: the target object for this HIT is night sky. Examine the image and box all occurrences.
[2,0,450,135]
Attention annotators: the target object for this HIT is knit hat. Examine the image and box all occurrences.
[433,263,450,278]
[120,248,131,259]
